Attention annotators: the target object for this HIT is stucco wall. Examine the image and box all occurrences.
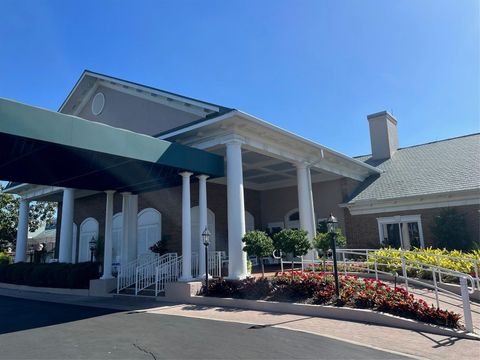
[78,85,200,136]
[344,204,480,248]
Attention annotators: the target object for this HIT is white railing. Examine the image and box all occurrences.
[117,253,165,294]
[118,251,227,297]
[135,253,177,295]
[116,253,162,293]
[336,249,476,332]
[335,248,479,292]
[273,248,477,332]
[154,255,182,296]
[191,251,225,278]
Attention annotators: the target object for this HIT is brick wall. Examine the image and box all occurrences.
[344,204,480,248]
[63,182,261,256]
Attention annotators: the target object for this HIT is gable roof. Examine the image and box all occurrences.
[59,70,234,133]
[347,133,480,204]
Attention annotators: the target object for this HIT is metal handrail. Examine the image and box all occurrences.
[117,253,162,293]
[135,253,177,295]
[335,248,476,332]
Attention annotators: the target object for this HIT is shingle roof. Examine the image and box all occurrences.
[348,133,480,203]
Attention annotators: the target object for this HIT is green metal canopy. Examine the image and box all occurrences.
[0,98,224,193]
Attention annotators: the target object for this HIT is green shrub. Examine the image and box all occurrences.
[0,262,101,289]
[273,229,311,272]
[368,247,480,278]
[242,230,274,277]
[0,252,11,265]
[431,208,476,251]
[313,230,347,257]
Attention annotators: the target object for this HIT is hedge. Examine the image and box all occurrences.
[0,262,101,289]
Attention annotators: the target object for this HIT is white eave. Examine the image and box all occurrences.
[159,109,382,179]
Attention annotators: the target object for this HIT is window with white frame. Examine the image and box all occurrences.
[377,215,424,249]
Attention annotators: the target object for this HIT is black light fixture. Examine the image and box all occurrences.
[89,236,97,263]
[326,213,340,297]
[202,227,211,294]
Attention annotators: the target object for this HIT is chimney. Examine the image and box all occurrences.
[367,111,399,160]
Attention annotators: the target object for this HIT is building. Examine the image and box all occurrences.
[2,70,479,286]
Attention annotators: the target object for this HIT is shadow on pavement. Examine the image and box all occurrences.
[0,295,120,335]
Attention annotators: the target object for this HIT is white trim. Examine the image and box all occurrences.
[159,111,381,178]
[346,191,480,215]
[376,214,424,249]
[72,82,99,116]
[5,184,64,200]
[266,222,284,232]
[91,92,105,116]
[98,81,211,117]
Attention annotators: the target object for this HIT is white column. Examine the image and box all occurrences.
[101,190,115,280]
[197,174,209,277]
[226,140,247,279]
[128,194,138,262]
[121,192,131,267]
[307,168,317,238]
[59,188,75,263]
[14,199,29,263]
[180,172,193,281]
[296,163,315,260]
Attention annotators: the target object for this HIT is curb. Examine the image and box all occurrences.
[0,282,89,296]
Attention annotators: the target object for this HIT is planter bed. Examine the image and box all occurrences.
[202,272,464,331]
[187,294,479,340]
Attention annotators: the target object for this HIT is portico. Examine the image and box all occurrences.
[0,98,224,284]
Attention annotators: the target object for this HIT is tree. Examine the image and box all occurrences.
[431,208,476,251]
[0,185,56,248]
[313,229,347,257]
[242,230,274,278]
[313,229,347,271]
[273,229,311,272]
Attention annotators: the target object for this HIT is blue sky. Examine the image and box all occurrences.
[0,0,478,158]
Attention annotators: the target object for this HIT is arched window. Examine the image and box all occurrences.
[79,218,99,262]
[191,206,216,254]
[284,209,300,229]
[112,213,123,263]
[137,208,161,255]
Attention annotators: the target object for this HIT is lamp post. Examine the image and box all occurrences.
[202,227,211,295]
[327,213,340,297]
[89,236,96,263]
[29,244,35,264]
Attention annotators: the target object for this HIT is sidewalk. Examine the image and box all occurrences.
[0,287,478,360]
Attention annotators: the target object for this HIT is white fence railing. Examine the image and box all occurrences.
[135,253,177,295]
[154,255,183,296]
[191,251,225,279]
[117,251,227,297]
[117,253,162,293]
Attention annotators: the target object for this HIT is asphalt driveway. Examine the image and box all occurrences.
[0,295,411,359]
